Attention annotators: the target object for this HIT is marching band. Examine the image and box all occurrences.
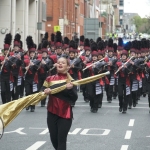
[1,31,150,114]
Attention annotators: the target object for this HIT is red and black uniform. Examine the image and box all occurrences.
[38,56,53,106]
[42,73,78,150]
[23,55,40,111]
[10,51,23,100]
[116,60,131,112]
[145,61,150,112]
[0,55,13,103]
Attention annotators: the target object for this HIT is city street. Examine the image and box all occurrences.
[0,92,150,150]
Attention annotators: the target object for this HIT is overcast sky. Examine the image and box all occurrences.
[124,0,150,17]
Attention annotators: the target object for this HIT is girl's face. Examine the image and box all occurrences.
[56,48,62,55]
[69,52,75,58]
[92,56,98,61]
[56,57,70,74]
[30,52,35,58]
[42,52,47,57]
[85,50,90,56]
[98,55,103,60]
[121,54,127,60]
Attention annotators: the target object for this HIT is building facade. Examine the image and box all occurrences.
[0,0,46,50]
[119,0,124,29]
[123,13,138,33]
[46,0,84,40]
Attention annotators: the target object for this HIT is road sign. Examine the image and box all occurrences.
[54,26,60,32]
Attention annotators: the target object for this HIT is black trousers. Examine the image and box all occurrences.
[98,93,103,105]
[105,84,113,101]
[113,84,118,98]
[147,82,150,107]
[38,77,46,105]
[25,80,35,109]
[81,85,89,100]
[20,78,24,97]
[1,79,11,104]
[12,76,20,100]
[47,112,72,150]
[118,82,129,111]
[128,91,137,106]
[90,94,100,111]
[137,87,142,99]
[142,77,147,94]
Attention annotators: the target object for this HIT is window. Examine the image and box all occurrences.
[42,2,46,21]
[120,19,123,25]
[119,10,124,16]
[119,0,124,6]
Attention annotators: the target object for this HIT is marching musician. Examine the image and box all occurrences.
[128,41,139,109]
[0,33,13,104]
[63,37,70,57]
[116,48,131,113]
[112,43,118,99]
[24,36,41,112]
[11,34,23,100]
[105,38,115,103]
[50,33,56,54]
[55,31,63,59]
[38,40,53,107]
[68,40,82,107]
[81,38,91,102]
[79,35,85,55]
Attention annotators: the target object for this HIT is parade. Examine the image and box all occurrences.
[1,31,150,113]
[1,0,150,150]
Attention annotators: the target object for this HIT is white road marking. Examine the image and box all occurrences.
[74,105,149,109]
[80,128,110,136]
[120,145,129,150]
[128,119,135,127]
[5,128,26,135]
[124,131,132,139]
[39,128,49,135]
[104,110,110,115]
[68,128,82,135]
[76,101,148,105]
[26,141,46,150]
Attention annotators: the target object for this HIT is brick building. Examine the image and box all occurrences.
[46,0,84,40]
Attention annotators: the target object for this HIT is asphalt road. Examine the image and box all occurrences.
[0,92,150,150]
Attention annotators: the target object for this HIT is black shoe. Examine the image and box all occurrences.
[122,110,126,114]
[31,108,35,112]
[26,106,30,110]
[98,104,102,108]
[128,106,132,109]
[133,103,136,107]
[91,109,97,113]
[113,97,116,99]
[119,107,122,112]
[84,99,89,102]
[108,100,112,103]
[41,104,45,107]
[143,94,146,97]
